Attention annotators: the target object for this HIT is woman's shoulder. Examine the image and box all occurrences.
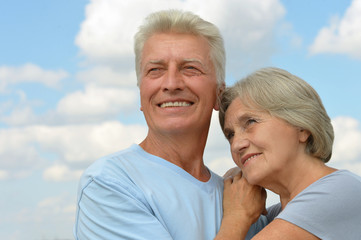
[276,169,361,239]
[290,169,361,208]
[313,169,361,192]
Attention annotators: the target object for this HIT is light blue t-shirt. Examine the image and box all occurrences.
[74,144,268,239]
[276,170,361,240]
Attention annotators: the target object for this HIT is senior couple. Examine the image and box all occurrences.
[74,9,361,240]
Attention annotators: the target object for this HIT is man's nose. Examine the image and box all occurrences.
[161,66,185,91]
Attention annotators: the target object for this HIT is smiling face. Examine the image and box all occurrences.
[139,32,219,136]
[223,98,309,186]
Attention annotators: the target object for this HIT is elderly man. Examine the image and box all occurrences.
[74,9,267,240]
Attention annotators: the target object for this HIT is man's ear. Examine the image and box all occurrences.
[214,83,225,111]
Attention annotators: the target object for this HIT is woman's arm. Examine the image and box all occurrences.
[252,219,320,240]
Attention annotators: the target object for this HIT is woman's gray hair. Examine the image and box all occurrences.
[219,67,334,162]
[134,9,225,88]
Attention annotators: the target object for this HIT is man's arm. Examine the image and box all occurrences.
[74,177,173,240]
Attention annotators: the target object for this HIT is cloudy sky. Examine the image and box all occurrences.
[1,0,361,239]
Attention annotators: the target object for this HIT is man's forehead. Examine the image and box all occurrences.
[147,58,203,64]
[140,33,213,70]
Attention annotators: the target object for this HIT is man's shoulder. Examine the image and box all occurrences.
[80,145,140,182]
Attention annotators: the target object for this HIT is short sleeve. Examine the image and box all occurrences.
[276,171,361,240]
[74,176,173,240]
[245,215,270,240]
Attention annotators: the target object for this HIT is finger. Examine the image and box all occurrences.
[232,171,243,181]
[223,176,233,186]
[223,167,241,179]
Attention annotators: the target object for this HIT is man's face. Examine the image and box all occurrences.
[139,32,219,136]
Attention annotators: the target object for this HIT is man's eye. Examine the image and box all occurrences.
[185,66,196,70]
[146,67,164,78]
[183,66,202,76]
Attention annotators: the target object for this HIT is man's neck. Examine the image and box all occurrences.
[139,132,210,181]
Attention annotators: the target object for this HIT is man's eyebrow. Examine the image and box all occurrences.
[183,58,204,65]
[183,58,210,71]
[148,60,164,64]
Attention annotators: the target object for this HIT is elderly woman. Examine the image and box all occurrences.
[218,67,361,239]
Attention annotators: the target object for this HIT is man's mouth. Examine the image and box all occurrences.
[159,101,192,108]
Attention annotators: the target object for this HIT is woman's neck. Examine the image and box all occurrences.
[266,156,337,209]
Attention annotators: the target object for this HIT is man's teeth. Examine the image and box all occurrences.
[244,154,260,164]
[160,102,191,108]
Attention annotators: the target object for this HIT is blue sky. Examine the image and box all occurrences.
[1,0,361,239]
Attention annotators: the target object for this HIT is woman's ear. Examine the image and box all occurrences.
[299,128,311,143]
[214,83,225,111]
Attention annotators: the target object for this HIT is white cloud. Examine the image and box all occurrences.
[205,111,235,176]
[43,164,83,181]
[0,121,147,181]
[1,106,38,126]
[309,0,361,59]
[37,194,76,215]
[56,85,139,120]
[76,0,285,75]
[0,127,45,172]
[33,121,147,166]
[207,156,236,177]
[2,85,141,126]
[0,170,9,180]
[76,66,137,87]
[0,90,47,127]
[1,83,141,126]
[5,194,76,239]
[206,0,285,75]
[330,116,361,163]
[0,63,68,92]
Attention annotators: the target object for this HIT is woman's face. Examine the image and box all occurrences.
[223,98,309,186]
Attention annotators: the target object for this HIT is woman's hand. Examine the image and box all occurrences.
[215,171,267,240]
[223,171,267,223]
[223,166,242,179]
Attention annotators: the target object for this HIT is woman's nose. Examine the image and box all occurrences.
[231,132,250,154]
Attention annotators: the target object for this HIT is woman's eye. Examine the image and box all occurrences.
[226,132,234,141]
[245,118,257,127]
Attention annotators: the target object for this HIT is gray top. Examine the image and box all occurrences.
[275,170,361,240]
